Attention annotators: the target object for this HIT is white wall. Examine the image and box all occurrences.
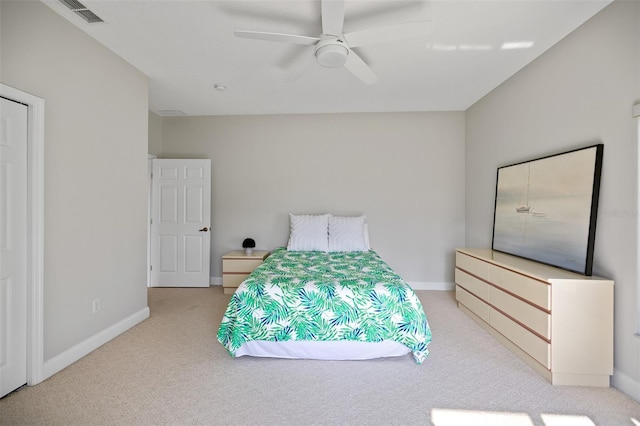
[1,1,149,365]
[160,112,466,287]
[466,1,640,397]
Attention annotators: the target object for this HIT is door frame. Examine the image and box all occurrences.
[0,83,45,386]
[147,154,157,287]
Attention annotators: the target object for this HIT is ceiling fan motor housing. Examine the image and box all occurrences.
[315,38,349,68]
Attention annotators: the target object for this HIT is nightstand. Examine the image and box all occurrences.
[222,250,269,294]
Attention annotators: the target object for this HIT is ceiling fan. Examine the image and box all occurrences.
[234,0,432,84]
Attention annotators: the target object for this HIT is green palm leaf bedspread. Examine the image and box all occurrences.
[217,248,431,364]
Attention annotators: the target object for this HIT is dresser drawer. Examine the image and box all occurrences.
[456,252,490,281]
[455,268,489,301]
[456,286,490,324]
[489,286,550,339]
[223,258,264,273]
[490,265,550,310]
[491,309,550,368]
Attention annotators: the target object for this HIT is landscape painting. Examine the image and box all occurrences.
[492,144,603,275]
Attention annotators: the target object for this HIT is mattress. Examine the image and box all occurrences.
[217,248,432,364]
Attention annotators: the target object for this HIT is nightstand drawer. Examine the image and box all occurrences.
[223,259,264,273]
[223,273,249,288]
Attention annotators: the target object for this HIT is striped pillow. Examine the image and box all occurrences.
[287,213,329,252]
[328,215,368,252]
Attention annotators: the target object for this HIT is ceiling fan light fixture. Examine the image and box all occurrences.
[315,44,349,68]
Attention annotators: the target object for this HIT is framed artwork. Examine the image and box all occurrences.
[492,144,603,275]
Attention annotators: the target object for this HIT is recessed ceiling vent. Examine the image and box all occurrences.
[59,0,104,23]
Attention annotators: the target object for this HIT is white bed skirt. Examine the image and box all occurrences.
[234,340,411,361]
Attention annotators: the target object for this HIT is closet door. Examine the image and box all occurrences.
[150,159,211,287]
[0,96,28,397]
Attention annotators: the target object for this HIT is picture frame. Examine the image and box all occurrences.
[492,144,604,275]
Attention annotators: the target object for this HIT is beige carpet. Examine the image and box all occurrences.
[1,287,639,425]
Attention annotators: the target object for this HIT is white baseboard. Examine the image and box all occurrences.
[42,307,150,382]
[210,276,222,286]
[408,282,455,291]
[612,368,640,402]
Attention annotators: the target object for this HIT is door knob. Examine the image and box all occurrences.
[199,227,209,232]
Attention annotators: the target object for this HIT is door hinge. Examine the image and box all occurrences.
[150,265,152,271]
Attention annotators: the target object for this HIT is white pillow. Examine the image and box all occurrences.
[363,223,371,250]
[287,213,330,252]
[328,215,368,252]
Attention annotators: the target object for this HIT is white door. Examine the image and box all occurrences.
[0,97,28,397]
[150,159,211,287]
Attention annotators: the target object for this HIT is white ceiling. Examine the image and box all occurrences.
[43,0,611,116]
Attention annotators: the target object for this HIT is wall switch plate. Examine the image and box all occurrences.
[92,298,100,314]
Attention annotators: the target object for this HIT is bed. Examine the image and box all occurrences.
[217,214,431,364]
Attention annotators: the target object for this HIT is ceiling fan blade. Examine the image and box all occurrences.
[343,50,377,85]
[285,53,317,83]
[321,0,345,36]
[343,21,433,48]
[234,30,320,46]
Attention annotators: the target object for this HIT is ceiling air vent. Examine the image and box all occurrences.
[59,0,104,23]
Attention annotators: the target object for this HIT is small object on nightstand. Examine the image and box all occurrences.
[242,238,256,255]
[222,250,269,295]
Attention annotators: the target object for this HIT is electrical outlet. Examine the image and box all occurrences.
[92,298,100,314]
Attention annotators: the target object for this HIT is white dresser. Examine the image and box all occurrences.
[455,248,613,387]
